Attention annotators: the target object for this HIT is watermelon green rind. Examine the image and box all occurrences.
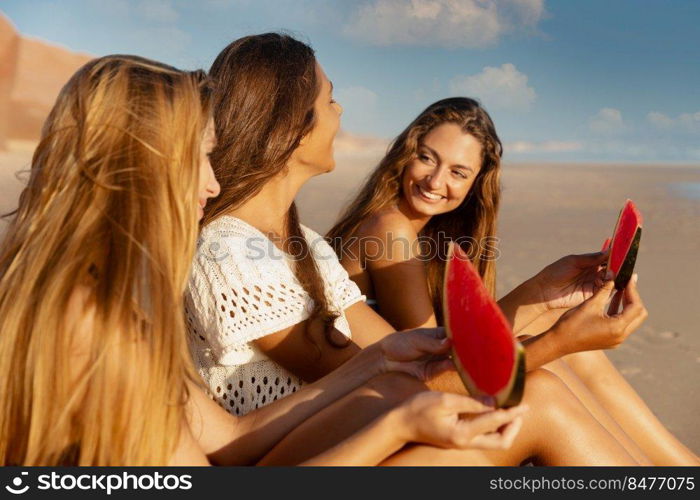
[608,199,643,276]
[448,334,526,408]
[500,343,526,408]
[614,227,641,291]
[449,344,486,402]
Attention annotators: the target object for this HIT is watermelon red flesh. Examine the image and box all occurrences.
[608,199,643,277]
[443,243,524,406]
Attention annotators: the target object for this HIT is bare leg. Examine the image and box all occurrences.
[519,310,651,463]
[383,369,636,466]
[527,358,650,464]
[519,309,699,465]
[259,369,637,466]
[563,350,700,465]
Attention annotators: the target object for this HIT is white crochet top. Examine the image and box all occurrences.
[185,215,365,416]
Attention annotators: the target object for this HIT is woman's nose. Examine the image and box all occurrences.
[207,169,221,198]
[427,168,445,190]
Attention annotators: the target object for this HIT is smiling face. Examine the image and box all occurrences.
[291,63,343,174]
[400,122,483,219]
[197,119,220,220]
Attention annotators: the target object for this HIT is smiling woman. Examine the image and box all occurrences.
[326,96,700,466]
[327,97,503,322]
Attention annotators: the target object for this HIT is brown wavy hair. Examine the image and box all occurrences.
[203,33,345,347]
[327,97,503,324]
[0,55,211,465]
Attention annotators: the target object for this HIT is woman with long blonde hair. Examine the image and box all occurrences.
[327,97,699,465]
[0,54,537,466]
[0,54,214,465]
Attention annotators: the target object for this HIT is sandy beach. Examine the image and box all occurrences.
[300,155,700,454]
[2,148,699,454]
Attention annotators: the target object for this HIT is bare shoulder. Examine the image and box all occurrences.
[356,207,421,266]
[357,206,418,242]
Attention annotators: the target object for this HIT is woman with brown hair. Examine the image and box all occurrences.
[187,32,648,465]
[327,97,699,465]
[0,53,540,466]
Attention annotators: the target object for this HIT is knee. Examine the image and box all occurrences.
[523,368,582,425]
[563,350,610,380]
[524,368,562,400]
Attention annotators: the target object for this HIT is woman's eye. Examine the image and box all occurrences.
[453,170,468,179]
[419,154,432,163]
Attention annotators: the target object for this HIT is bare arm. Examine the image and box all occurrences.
[522,277,648,370]
[497,278,548,333]
[186,344,381,465]
[173,389,527,467]
[186,328,453,465]
[300,393,527,466]
[361,213,438,330]
[253,319,361,382]
[359,212,544,333]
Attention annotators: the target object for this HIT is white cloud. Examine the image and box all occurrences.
[647,111,700,133]
[343,0,546,48]
[646,111,674,129]
[678,112,700,130]
[507,140,583,153]
[448,63,536,111]
[334,130,389,157]
[589,108,624,133]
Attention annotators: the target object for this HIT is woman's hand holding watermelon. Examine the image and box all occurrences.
[549,274,648,353]
[531,250,609,311]
[396,392,528,450]
[370,327,455,382]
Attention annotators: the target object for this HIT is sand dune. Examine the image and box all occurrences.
[0,13,92,150]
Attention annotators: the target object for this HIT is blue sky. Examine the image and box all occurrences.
[3,0,699,163]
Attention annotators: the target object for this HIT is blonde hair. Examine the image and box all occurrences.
[0,55,211,465]
[327,98,502,324]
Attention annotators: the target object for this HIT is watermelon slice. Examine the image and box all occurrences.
[443,243,525,408]
[607,199,643,291]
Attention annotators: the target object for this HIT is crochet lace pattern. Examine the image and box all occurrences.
[186,215,365,416]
